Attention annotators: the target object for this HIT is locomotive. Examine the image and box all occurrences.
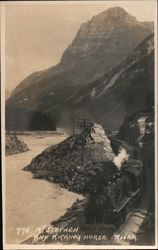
[85,159,143,227]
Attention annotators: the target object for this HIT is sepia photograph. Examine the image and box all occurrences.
[1,0,157,249]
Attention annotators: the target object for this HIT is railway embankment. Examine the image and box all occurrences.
[112,108,154,245]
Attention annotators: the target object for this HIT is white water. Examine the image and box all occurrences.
[5,132,82,244]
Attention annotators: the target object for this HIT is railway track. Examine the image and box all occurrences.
[112,208,148,245]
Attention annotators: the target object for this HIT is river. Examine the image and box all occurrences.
[5,131,82,244]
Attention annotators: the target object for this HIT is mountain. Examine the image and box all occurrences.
[6,7,153,130]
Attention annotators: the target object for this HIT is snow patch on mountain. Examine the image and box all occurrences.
[99,70,123,95]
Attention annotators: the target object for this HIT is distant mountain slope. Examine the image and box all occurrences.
[142,22,154,32]
[71,33,154,129]
[6,7,154,130]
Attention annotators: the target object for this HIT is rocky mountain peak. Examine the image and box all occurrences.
[61,6,151,65]
[97,6,137,22]
[74,7,139,39]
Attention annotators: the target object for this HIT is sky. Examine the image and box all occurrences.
[3,0,156,92]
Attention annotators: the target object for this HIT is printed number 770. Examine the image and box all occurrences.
[16,227,30,235]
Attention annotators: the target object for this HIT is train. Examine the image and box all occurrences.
[85,159,143,227]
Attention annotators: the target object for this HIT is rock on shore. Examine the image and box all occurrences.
[24,123,116,193]
[6,134,29,156]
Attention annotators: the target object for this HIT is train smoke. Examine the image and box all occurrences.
[113,147,129,170]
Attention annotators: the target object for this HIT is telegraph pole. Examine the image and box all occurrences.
[68,113,80,136]
[77,118,92,165]
[77,118,91,131]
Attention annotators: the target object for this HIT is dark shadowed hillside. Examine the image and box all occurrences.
[117,107,155,213]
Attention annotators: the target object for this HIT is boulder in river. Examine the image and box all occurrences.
[6,134,29,156]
